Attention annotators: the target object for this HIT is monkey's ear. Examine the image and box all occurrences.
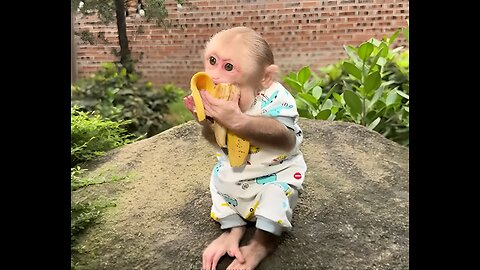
[261,64,279,89]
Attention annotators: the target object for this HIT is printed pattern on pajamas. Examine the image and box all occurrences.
[209,82,308,236]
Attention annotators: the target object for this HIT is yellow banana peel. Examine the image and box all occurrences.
[190,72,250,167]
[190,72,215,121]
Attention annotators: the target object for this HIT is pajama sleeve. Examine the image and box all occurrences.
[259,83,304,152]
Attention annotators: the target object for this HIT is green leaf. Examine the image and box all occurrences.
[303,79,318,92]
[402,27,409,43]
[316,109,331,120]
[296,99,316,117]
[330,105,339,115]
[321,84,338,108]
[386,91,399,106]
[283,78,302,93]
[323,84,337,101]
[376,57,387,67]
[369,38,382,47]
[297,66,311,85]
[342,62,362,81]
[312,86,323,100]
[396,90,409,99]
[404,106,409,112]
[321,99,333,110]
[343,90,362,117]
[368,84,385,110]
[388,30,400,46]
[298,108,311,118]
[298,93,318,105]
[391,47,404,54]
[358,42,374,61]
[288,72,297,80]
[369,47,384,73]
[333,92,343,104]
[295,98,307,110]
[371,106,386,120]
[367,117,381,130]
[364,71,382,95]
[379,42,389,57]
[343,45,362,67]
[327,114,336,121]
[309,107,319,117]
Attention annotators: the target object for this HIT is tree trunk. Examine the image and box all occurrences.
[71,12,77,82]
[114,0,134,73]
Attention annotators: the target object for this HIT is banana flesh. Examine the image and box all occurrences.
[190,72,250,167]
[212,83,236,148]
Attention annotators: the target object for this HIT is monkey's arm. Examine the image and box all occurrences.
[200,90,296,151]
[228,114,296,152]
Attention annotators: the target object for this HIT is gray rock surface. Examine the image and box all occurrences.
[72,119,409,269]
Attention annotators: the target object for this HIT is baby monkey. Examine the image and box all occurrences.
[184,26,307,270]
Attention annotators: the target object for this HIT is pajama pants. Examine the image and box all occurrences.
[209,178,300,236]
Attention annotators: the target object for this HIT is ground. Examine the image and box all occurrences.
[72,119,409,270]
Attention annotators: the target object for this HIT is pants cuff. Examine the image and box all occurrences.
[219,214,247,229]
[255,216,283,236]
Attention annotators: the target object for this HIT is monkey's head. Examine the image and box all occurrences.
[203,27,279,94]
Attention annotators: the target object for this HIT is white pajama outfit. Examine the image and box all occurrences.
[209,82,307,236]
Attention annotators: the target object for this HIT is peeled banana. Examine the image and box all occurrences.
[190,72,250,167]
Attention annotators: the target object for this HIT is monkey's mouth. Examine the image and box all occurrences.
[212,78,235,85]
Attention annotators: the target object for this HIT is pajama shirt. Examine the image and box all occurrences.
[209,82,307,236]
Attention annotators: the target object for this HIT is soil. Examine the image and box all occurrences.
[72,119,409,270]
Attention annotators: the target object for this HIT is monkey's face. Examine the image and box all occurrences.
[204,54,242,85]
[203,38,259,111]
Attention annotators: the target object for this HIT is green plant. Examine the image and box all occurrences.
[71,166,130,191]
[165,97,194,125]
[71,105,135,166]
[71,199,116,269]
[71,200,115,241]
[71,62,184,138]
[283,27,409,146]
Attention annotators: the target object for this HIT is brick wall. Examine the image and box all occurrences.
[73,0,409,89]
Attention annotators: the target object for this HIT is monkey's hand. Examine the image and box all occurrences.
[184,94,212,123]
[183,95,197,118]
[201,88,250,167]
[200,90,243,130]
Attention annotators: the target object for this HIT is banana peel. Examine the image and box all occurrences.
[190,72,250,167]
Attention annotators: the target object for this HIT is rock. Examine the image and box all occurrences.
[72,119,409,270]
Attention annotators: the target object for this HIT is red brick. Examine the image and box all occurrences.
[72,0,409,88]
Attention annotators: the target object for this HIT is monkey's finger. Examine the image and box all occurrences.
[211,251,224,270]
[229,91,241,105]
[230,247,245,263]
[200,91,219,117]
[201,90,223,106]
[183,96,202,122]
[183,96,195,112]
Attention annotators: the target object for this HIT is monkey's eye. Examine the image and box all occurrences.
[224,63,234,71]
[209,56,216,65]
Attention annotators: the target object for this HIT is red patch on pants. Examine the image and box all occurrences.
[294,172,302,180]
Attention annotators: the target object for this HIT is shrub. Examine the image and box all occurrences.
[71,106,134,268]
[71,105,135,166]
[71,62,184,138]
[283,27,409,146]
[71,199,116,268]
